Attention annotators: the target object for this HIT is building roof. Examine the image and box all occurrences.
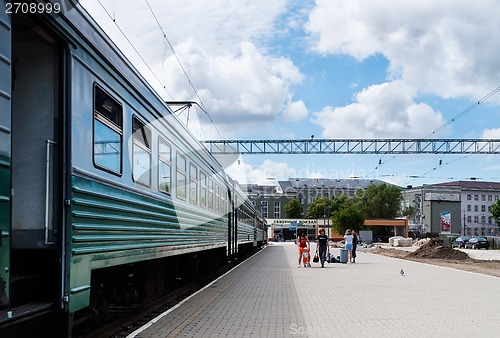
[427,180,500,191]
[286,177,386,189]
[241,178,393,197]
[277,180,296,194]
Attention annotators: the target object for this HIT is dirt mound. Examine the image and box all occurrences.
[407,238,469,260]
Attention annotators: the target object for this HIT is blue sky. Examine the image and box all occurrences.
[81,0,500,187]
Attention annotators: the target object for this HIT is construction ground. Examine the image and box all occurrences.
[367,238,500,278]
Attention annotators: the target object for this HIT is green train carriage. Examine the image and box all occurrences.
[0,1,266,335]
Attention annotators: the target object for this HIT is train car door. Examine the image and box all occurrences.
[0,3,12,310]
[227,187,233,260]
[8,13,65,311]
[232,189,238,259]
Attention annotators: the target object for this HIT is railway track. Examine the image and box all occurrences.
[83,259,241,338]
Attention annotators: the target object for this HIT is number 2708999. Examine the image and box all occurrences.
[5,2,61,14]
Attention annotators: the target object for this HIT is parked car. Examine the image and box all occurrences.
[452,236,470,248]
[464,237,490,249]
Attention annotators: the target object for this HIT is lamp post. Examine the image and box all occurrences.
[462,213,466,236]
[322,184,328,238]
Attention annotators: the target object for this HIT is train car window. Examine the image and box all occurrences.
[158,137,172,194]
[93,85,123,175]
[189,164,198,205]
[200,171,207,208]
[215,184,220,213]
[208,177,214,210]
[221,189,227,214]
[132,116,151,186]
[176,152,186,200]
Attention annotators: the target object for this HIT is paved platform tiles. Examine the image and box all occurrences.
[129,242,500,338]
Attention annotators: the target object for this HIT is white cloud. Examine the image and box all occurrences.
[311,81,446,138]
[226,159,297,184]
[160,40,304,137]
[82,0,287,54]
[281,99,308,121]
[306,0,500,100]
[80,0,303,138]
[481,128,500,139]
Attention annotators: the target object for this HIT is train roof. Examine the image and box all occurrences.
[57,2,237,183]
[60,4,170,121]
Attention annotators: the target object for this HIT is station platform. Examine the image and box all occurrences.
[128,242,500,338]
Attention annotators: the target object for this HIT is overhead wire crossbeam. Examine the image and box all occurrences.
[203,139,500,155]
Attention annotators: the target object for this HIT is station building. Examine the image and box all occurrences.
[242,178,500,240]
[240,178,387,240]
[240,177,387,220]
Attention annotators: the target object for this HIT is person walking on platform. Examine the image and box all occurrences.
[316,228,329,268]
[344,229,354,263]
[352,230,358,263]
[297,232,310,268]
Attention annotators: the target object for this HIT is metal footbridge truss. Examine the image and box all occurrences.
[203,139,500,155]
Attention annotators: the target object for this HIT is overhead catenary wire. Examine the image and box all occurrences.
[402,154,471,186]
[424,85,500,138]
[371,85,500,182]
[143,0,224,140]
[95,0,175,100]
[404,86,500,182]
[93,0,223,140]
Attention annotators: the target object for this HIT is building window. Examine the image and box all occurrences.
[467,215,472,223]
[261,201,268,217]
[467,194,472,201]
[274,201,280,218]
[481,205,486,212]
[474,216,479,224]
[467,205,471,212]
[474,195,478,201]
[474,205,478,212]
[132,116,151,187]
[488,195,492,201]
[158,138,171,193]
[176,153,186,200]
[481,195,486,201]
[93,85,122,175]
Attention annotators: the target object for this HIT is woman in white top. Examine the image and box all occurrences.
[344,229,354,263]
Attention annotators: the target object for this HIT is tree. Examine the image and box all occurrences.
[305,197,334,219]
[360,183,403,219]
[331,205,365,235]
[490,200,500,227]
[284,198,303,218]
[402,205,415,218]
